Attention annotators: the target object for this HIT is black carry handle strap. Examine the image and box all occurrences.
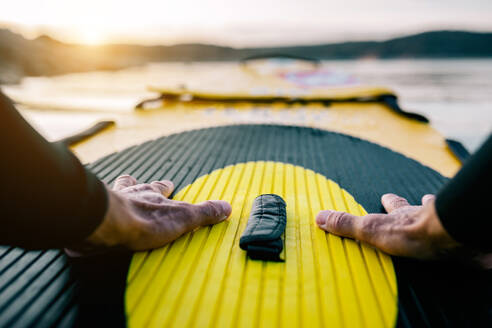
[240,53,322,67]
[379,95,429,123]
[240,194,287,261]
[135,94,166,110]
[445,139,471,164]
[58,120,115,146]
[135,92,430,124]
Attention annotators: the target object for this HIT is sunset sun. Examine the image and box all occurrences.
[79,28,104,45]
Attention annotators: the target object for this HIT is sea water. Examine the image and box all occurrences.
[3,59,491,152]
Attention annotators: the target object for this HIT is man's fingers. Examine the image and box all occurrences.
[192,200,232,226]
[316,210,359,239]
[381,193,410,213]
[317,210,392,250]
[172,200,232,234]
[172,200,231,236]
[150,180,174,197]
[128,200,232,250]
[421,194,435,205]
[113,175,137,191]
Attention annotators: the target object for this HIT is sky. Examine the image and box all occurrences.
[1,0,492,47]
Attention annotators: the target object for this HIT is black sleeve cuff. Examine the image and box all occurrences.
[0,92,108,249]
[435,135,492,251]
[69,167,109,245]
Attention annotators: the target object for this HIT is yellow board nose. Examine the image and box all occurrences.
[125,161,398,328]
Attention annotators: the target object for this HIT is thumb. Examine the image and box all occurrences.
[421,194,436,205]
[381,193,410,213]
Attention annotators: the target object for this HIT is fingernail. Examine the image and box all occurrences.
[316,211,330,226]
[162,180,173,187]
[216,200,232,218]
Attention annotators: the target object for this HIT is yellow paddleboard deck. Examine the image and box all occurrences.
[126,162,397,328]
[2,60,484,328]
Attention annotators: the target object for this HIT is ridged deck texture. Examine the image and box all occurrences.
[126,162,398,328]
[0,125,490,327]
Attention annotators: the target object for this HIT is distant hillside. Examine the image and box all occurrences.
[1,29,492,84]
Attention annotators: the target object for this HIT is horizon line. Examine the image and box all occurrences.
[2,23,492,48]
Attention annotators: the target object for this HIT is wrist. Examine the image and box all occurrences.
[86,187,138,248]
[422,199,461,255]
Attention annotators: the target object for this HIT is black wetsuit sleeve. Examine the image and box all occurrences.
[0,92,108,249]
[435,134,492,251]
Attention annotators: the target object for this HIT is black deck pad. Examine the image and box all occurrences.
[0,124,490,327]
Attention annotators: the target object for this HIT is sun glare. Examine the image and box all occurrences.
[79,29,104,45]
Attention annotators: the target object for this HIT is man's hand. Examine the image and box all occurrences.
[67,174,231,256]
[316,193,460,259]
